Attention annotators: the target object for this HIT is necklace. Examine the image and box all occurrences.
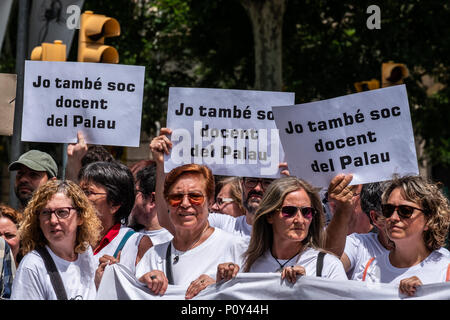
[271,249,299,272]
[172,224,210,263]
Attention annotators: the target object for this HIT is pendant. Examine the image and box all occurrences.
[174,255,179,263]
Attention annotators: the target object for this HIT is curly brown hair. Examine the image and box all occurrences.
[381,175,450,251]
[19,180,102,256]
[0,204,22,226]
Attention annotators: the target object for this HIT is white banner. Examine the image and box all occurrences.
[272,85,419,188]
[165,87,295,178]
[22,61,145,147]
[96,264,450,300]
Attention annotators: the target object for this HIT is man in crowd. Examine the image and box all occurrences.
[8,150,58,210]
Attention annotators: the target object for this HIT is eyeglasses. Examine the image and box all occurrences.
[244,178,273,190]
[167,193,205,207]
[216,197,234,206]
[381,204,426,219]
[83,190,107,197]
[279,206,316,220]
[40,207,77,219]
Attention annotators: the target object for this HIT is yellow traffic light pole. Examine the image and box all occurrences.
[77,11,120,63]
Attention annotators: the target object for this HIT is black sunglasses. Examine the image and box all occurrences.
[280,206,316,219]
[381,204,426,219]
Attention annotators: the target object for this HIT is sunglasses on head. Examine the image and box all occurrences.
[279,206,316,219]
[167,192,205,207]
[381,204,426,219]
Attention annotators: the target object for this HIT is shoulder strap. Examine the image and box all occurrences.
[35,247,68,300]
[446,263,450,282]
[165,242,174,285]
[113,229,135,259]
[362,257,376,282]
[316,251,326,277]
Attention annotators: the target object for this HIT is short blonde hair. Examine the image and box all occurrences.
[20,180,102,256]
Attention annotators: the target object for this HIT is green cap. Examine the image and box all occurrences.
[8,150,58,178]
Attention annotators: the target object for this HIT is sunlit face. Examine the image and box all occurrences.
[384,187,428,245]
[242,178,272,215]
[0,217,20,260]
[210,184,243,217]
[79,180,116,228]
[167,173,210,231]
[129,183,154,227]
[14,164,49,207]
[39,193,82,247]
[267,188,313,244]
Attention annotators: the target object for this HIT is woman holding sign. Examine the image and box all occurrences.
[359,175,450,296]
[217,176,347,283]
[135,163,248,299]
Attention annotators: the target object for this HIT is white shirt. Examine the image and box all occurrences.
[94,225,145,274]
[249,247,348,280]
[140,228,173,246]
[11,246,97,300]
[344,232,389,280]
[135,228,248,285]
[208,213,251,240]
[361,249,450,284]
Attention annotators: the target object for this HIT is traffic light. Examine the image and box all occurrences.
[77,10,120,63]
[382,61,409,87]
[30,40,66,61]
[354,79,380,92]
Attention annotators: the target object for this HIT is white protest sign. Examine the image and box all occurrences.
[272,85,419,188]
[166,87,295,177]
[0,73,16,136]
[22,60,145,147]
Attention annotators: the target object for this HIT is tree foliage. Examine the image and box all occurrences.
[1,0,449,181]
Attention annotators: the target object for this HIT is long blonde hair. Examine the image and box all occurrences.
[243,176,325,272]
[20,180,102,255]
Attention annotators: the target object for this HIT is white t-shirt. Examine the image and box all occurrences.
[11,246,97,300]
[249,247,348,280]
[344,232,389,280]
[135,228,248,285]
[94,225,145,274]
[361,249,450,284]
[140,228,173,246]
[208,213,251,240]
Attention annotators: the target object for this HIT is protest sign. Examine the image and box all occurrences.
[0,73,17,136]
[272,85,419,188]
[165,87,295,177]
[21,60,145,147]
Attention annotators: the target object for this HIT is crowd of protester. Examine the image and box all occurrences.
[0,129,449,300]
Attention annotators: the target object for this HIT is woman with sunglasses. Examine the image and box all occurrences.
[135,163,248,299]
[11,180,101,300]
[359,175,450,296]
[217,176,347,283]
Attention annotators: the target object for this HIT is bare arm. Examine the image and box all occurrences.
[65,131,88,182]
[149,128,176,235]
[324,174,358,257]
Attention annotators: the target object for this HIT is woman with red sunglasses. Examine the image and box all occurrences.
[359,175,450,296]
[216,176,347,284]
[135,163,248,299]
